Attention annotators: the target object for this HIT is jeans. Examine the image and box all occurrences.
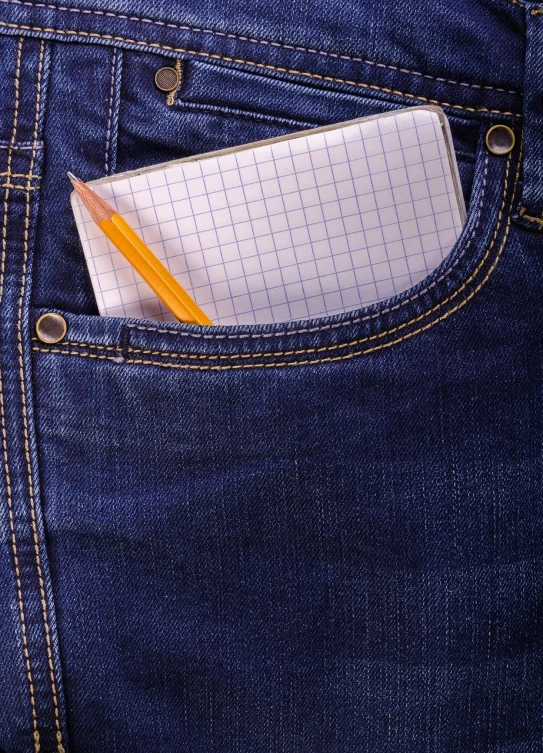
[0,0,541,750]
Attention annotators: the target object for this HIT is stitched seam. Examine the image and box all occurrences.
[34,152,512,366]
[104,46,117,174]
[0,39,24,303]
[31,224,507,369]
[0,22,523,119]
[0,172,40,179]
[34,150,498,356]
[0,183,40,190]
[0,0,523,95]
[166,58,182,106]
[18,42,65,752]
[0,37,41,753]
[32,176,514,370]
[519,206,543,228]
[108,48,122,176]
[126,154,488,341]
[531,7,543,14]
[172,100,316,129]
[140,154,509,359]
[0,356,41,751]
[27,191,510,373]
[31,153,490,353]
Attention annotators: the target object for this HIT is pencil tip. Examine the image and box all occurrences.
[67,171,80,184]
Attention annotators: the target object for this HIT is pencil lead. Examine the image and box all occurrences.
[67,171,81,184]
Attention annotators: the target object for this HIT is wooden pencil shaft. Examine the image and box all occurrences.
[103,215,212,325]
[71,179,115,224]
[69,175,213,325]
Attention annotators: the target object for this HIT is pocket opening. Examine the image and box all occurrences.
[31,129,518,369]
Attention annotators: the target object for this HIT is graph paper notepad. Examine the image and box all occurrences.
[72,106,465,325]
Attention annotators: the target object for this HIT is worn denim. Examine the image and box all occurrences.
[0,0,541,751]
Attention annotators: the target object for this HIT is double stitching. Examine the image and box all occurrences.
[33,151,516,369]
[30,152,490,350]
[0,182,40,190]
[0,0,523,96]
[166,59,182,106]
[0,21,523,119]
[125,155,488,341]
[103,46,117,174]
[0,171,40,179]
[0,37,41,753]
[17,40,65,752]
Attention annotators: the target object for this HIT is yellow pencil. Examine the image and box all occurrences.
[68,172,213,326]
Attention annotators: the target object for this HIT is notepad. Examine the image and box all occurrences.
[72,106,465,325]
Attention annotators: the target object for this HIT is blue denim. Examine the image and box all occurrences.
[0,0,541,751]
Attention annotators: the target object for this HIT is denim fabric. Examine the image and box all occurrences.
[0,0,541,751]
[518,2,543,222]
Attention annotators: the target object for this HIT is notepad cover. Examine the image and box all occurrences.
[71,106,465,325]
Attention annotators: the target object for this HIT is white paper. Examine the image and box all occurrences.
[72,107,464,325]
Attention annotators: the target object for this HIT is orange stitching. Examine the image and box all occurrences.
[166,59,183,106]
[0,20,523,119]
[33,145,516,368]
[0,0,523,95]
[0,354,41,751]
[31,194,514,369]
[18,41,65,753]
[32,348,119,361]
[119,145,487,341]
[1,37,41,753]
[0,183,40,190]
[531,7,543,14]
[519,206,543,228]
[28,190,510,373]
[38,153,510,364]
[0,41,24,303]
[0,172,41,179]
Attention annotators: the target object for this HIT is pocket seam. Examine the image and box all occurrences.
[0,21,523,120]
[0,0,523,97]
[123,153,489,342]
[31,148,517,370]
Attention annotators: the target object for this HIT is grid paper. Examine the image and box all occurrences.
[72,108,464,325]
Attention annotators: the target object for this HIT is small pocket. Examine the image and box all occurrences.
[116,51,480,200]
[31,44,484,334]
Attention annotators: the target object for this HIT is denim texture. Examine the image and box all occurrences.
[0,0,541,751]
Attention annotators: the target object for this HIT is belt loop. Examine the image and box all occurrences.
[517,2,543,231]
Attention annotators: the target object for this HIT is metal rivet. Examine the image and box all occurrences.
[154,66,180,92]
[485,124,515,156]
[35,312,67,344]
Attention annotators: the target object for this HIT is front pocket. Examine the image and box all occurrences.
[32,42,482,321]
[31,129,519,369]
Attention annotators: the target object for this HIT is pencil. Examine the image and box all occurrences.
[68,173,214,326]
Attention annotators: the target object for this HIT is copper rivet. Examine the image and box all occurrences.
[35,312,67,344]
[154,66,180,92]
[485,124,515,156]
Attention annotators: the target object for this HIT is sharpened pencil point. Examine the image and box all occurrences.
[69,174,116,224]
